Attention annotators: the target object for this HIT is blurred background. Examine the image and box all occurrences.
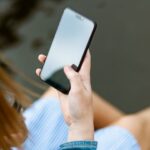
[0,0,150,113]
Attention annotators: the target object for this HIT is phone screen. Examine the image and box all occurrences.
[40,8,96,93]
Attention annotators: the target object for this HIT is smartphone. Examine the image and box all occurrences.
[40,8,97,94]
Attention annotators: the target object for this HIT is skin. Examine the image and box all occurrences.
[36,51,94,141]
[36,52,150,149]
[36,53,124,130]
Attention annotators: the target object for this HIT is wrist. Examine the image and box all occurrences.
[68,119,94,142]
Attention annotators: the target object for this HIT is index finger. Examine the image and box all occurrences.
[79,50,91,81]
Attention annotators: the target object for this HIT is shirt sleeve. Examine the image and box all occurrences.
[59,141,97,150]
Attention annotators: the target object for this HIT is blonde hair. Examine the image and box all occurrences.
[0,53,46,150]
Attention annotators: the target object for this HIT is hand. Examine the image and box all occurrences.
[36,51,94,141]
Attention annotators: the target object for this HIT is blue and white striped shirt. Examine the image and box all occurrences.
[20,97,140,150]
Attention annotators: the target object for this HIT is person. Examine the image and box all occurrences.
[35,51,150,150]
[0,51,149,150]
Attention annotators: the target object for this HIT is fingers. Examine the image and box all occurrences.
[79,50,91,90]
[36,51,91,91]
[38,54,46,64]
[36,54,46,77]
[64,66,83,92]
[80,50,91,78]
[36,68,41,76]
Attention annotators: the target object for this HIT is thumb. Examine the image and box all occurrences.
[64,66,83,92]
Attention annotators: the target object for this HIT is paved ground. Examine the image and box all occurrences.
[1,0,150,112]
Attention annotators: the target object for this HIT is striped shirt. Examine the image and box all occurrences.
[17,97,140,150]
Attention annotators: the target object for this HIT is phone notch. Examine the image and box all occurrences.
[76,14,84,21]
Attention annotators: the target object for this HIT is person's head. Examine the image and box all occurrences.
[0,55,33,150]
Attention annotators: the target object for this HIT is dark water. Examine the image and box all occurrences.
[0,0,150,112]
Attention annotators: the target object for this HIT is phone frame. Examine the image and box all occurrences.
[40,8,97,94]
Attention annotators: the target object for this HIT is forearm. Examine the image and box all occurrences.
[92,91,125,129]
[41,88,125,129]
[67,91,125,141]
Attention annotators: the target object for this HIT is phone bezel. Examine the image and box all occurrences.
[40,8,97,94]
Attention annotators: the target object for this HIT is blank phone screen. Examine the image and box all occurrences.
[40,8,95,93]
